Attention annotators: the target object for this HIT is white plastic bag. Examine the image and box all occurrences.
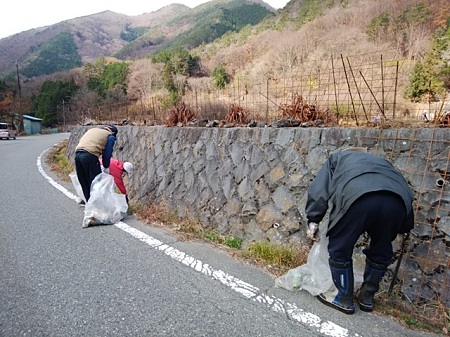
[69,171,85,203]
[83,173,128,227]
[275,230,333,296]
[275,229,364,296]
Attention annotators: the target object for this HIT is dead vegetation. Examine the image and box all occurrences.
[376,288,448,335]
[278,94,337,126]
[135,201,310,276]
[225,104,250,125]
[136,202,204,241]
[45,139,73,183]
[165,102,196,127]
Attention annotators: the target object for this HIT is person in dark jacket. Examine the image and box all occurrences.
[305,148,414,314]
[75,124,118,202]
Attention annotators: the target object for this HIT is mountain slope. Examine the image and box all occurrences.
[0,5,188,78]
[0,0,273,79]
[71,5,191,62]
[194,0,449,75]
[114,0,273,59]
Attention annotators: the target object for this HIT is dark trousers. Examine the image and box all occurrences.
[327,191,406,266]
[75,150,101,201]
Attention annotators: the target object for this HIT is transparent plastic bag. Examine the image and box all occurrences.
[275,230,333,296]
[69,171,85,203]
[275,229,364,296]
[83,173,128,227]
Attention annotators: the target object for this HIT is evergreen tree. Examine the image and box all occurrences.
[83,59,129,98]
[212,65,229,89]
[405,23,450,101]
[22,32,82,77]
[32,80,77,127]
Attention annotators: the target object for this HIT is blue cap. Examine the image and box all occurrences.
[105,124,118,136]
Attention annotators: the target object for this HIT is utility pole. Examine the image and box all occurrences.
[16,60,21,99]
[15,59,23,133]
[62,95,71,132]
[62,99,66,132]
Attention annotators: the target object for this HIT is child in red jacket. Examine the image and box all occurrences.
[100,158,134,202]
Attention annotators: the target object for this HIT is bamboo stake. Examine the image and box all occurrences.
[331,55,339,120]
[341,54,359,126]
[360,70,386,119]
[347,56,369,121]
[381,55,385,117]
[266,78,269,123]
[393,60,399,119]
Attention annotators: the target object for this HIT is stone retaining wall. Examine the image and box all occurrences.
[66,126,450,306]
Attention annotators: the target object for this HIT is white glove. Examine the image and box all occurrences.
[306,222,320,241]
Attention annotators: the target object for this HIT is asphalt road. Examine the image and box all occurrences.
[0,133,440,337]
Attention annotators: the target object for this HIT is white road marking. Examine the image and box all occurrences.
[38,147,360,337]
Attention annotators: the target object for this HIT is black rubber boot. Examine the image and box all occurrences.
[356,259,387,312]
[317,259,355,315]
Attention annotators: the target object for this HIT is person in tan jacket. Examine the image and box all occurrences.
[75,124,118,201]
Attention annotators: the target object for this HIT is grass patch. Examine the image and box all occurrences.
[136,202,243,249]
[136,202,308,276]
[204,230,221,242]
[203,230,243,249]
[244,241,309,276]
[224,235,243,249]
[45,139,73,182]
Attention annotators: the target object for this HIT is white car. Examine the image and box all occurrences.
[0,122,17,140]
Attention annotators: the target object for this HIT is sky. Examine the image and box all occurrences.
[0,0,290,39]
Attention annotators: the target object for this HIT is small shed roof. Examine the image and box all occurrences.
[23,115,43,121]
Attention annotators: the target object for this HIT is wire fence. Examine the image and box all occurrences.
[70,53,448,127]
[184,53,408,125]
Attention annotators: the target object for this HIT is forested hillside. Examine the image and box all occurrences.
[21,32,82,78]
[0,0,272,79]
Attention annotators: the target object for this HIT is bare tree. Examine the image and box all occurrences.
[128,59,163,114]
[274,45,302,76]
[71,88,101,124]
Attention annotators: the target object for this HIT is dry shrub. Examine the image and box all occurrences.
[225,104,249,125]
[46,139,73,182]
[278,94,336,125]
[376,289,448,335]
[135,202,205,241]
[166,102,196,127]
[435,110,450,127]
[136,202,172,224]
